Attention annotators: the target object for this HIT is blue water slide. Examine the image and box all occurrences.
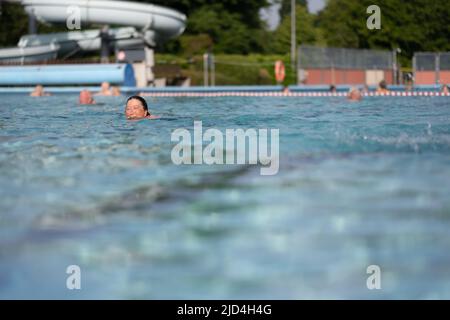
[0,64,136,86]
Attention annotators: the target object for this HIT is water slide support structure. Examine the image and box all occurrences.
[27,8,37,34]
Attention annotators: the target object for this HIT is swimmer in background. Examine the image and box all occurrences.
[125,96,159,120]
[95,81,113,96]
[30,85,51,97]
[347,87,362,101]
[441,84,449,94]
[405,83,413,92]
[329,85,337,93]
[111,86,121,96]
[362,85,370,94]
[377,80,389,93]
[79,90,96,105]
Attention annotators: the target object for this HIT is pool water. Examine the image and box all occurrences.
[1,94,450,299]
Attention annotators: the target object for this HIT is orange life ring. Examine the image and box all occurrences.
[275,60,286,83]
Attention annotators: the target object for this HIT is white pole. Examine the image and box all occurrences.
[211,54,215,86]
[203,53,209,87]
[435,53,440,85]
[393,49,397,85]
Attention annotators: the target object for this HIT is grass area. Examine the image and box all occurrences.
[155,54,297,86]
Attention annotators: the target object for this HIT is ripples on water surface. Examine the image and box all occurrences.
[0,94,450,299]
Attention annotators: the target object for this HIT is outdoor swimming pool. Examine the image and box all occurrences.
[1,94,450,299]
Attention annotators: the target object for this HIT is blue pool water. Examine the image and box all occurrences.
[0,94,450,299]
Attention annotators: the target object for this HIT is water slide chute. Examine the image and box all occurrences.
[0,44,60,64]
[0,63,137,86]
[0,0,186,62]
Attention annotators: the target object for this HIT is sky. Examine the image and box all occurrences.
[261,0,326,30]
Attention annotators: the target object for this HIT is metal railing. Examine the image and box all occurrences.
[298,45,394,70]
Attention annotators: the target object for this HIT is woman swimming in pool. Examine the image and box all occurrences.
[30,85,51,97]
[125,96,159,120]
[79,90,96,105]
[347,87,362,101]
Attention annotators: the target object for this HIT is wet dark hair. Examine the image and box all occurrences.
[127,95,148,112]
[379,80,387,89]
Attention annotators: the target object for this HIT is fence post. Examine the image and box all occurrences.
[203,53,209,87]
[210,54,215,87]
[28,9,37,35]
[342,48,346,85]
[392,50,397,85]
[100,26,111,64]
[331,62,335,86]
[412,54,416,86]
[297,46,301,85]
[435,53,440,85]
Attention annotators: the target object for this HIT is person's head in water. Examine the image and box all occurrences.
[33,85,43,96]
[125,96,151,120]
[30,85,50,97]
[441,84,449,94]
[96,82,112,96]
[329,85,337,93]
[79,90,95,105]
[347,87,362,101]
[377,80,389,92]
[112,86,121,96]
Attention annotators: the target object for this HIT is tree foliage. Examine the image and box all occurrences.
[316,0,450,59]
[0,3,28,47]
[0,0,449,59]
[147,0,270,29]
[271,4,322,54]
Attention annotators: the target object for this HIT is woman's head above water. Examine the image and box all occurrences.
[79,90,95,105]
[125,96,159,120]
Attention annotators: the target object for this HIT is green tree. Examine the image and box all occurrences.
[186,4,266,54]
[0,3,28,47]
[1,0,271,54]
[316,0,450,59]
[146,0,270,29]
[0,2,67,48]
[149,0,272,54]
